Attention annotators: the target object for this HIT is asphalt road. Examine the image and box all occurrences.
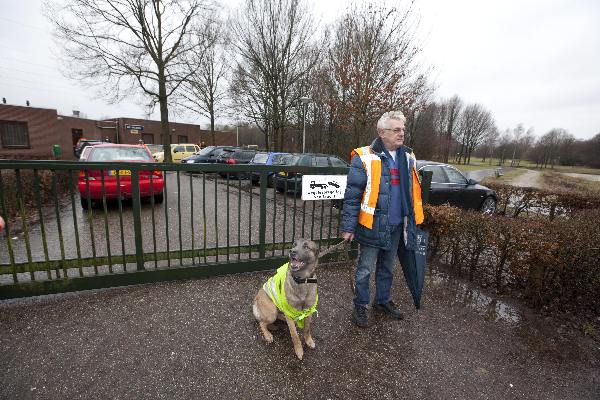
[0,172,342,282]
[1,262,597,399]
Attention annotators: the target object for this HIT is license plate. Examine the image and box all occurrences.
[111,170,131,176]
[278,172,287,177]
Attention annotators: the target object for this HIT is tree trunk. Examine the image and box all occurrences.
[159,72,172,163]
[210,113,215,146]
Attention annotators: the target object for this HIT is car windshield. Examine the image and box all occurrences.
[88,147,153,161]
[196,146,216,156]
[213,148,234,157]
[79,146,95,160]
[252,153,269,163]
[80,140,102,147]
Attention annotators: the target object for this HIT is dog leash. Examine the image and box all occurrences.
[317,239,357,295]
[317,239,350,260]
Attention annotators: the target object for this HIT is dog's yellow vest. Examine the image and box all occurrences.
[262,263,318,329]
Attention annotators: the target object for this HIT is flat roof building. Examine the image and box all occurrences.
[0,104,235,160]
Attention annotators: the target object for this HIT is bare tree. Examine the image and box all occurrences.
[45,0,211,162]
[516,127,535,166]
[535,128,572,168]
[456,103,494,164]
[509,124,524,167]
[442,96,463,163]
[496,130,512,166]
[229,0,319,151]
[325,2,430,151]
[481,126,499,164]
[177,18,229,145]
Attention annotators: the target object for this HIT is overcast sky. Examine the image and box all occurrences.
[1,0,599,139]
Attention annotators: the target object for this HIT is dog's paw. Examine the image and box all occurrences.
[294,348,304,360]
[263,332,274,343]
[305,336,315,349]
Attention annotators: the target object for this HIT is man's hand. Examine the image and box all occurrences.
[342,232,354,242]
[0,217,4,234]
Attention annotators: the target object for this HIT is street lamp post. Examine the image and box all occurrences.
[299,96,311,153]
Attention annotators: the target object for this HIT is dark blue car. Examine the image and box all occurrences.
[249,151,290,187]
[181,146,237,164]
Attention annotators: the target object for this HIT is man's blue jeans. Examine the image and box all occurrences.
[354,224,404,307]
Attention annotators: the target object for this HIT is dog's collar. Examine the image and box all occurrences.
[292,274,317,284]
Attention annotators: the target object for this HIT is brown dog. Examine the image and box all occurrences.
[252,238,319,360]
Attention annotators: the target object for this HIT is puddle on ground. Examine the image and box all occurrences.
[427,270,522,324]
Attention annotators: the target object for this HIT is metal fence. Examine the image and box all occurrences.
[0,160,354,299]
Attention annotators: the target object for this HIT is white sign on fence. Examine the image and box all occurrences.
[301,175,347,200]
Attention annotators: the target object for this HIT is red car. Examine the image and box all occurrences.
[78,144,164,209]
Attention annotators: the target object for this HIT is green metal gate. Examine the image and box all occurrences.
[0,160,354,299]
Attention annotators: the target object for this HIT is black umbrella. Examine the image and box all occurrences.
[398,227,429,309]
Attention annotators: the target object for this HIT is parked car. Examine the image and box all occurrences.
[248,152,290,186]
[181,145,237,164]
[146,144,163,157]
[417,161,497,213]
[273,153,349,194]
[153,143,200,163]
[216,149,258,179]
[78,144,164,209]
[74,139,103,158]
[78,145,97,161]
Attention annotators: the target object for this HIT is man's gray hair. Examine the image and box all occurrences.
[376,111,406,130]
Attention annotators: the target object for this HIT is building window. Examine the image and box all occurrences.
[177,135,188,143]
[142,133,154,144]
[0,121,30,148]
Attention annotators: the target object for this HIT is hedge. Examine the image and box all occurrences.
[424,204,600,319]
[483,181,600,220]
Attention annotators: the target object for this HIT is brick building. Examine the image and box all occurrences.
[0,104,235,160]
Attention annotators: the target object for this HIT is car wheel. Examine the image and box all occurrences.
[480,196,496,214]
[154,192,164,204]
[267,175,275,188]
[80,198,92,210]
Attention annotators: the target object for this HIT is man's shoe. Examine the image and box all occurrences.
[374,301,404,319]
[352,305,370,328]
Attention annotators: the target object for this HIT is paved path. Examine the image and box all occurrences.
[506,169,543,189]
[560,172,600,181]
[1,262,598,399]
[464,168,507,182]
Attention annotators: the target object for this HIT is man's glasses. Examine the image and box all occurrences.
[383,128,404,134]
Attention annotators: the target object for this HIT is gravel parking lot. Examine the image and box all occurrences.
[1,262,598,399]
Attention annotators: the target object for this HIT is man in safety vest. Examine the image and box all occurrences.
[341,111,424,328]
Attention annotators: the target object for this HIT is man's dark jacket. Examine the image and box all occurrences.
[341,137,420,251]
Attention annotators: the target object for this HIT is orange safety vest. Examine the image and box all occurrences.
[351,146,424,229]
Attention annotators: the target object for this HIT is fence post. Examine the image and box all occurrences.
[258,172,267,258]
[130,169,145,271]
